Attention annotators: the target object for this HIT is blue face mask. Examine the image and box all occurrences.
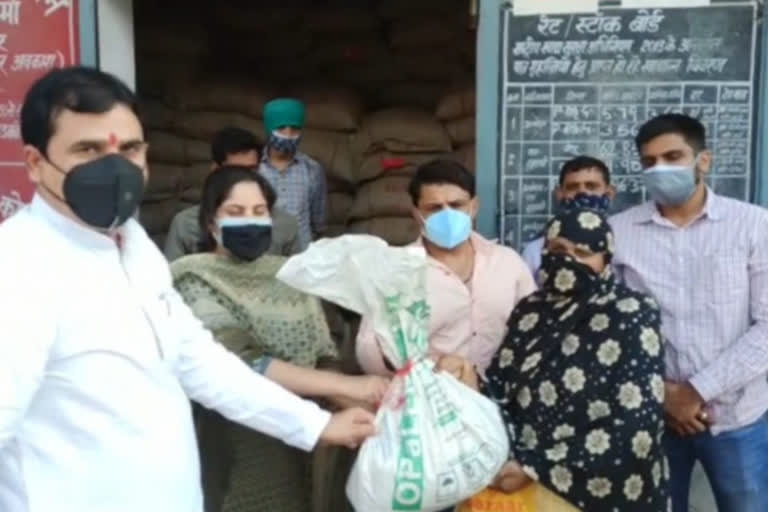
[560,192,611,214]
[423,208,472,249]
[268,131,301,156]
[643,162,697,206]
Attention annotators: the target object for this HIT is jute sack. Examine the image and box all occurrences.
[348,176,413,220]
[140,100,175,130]
[135,26,207,57]
[146,163,184,201]
[180,187,203,204]
[446,116,476,146]
[309,41,388,68]
[174,112,265,142]
[436,83,476,121]
[454,144,477,174]
[326,176,356,195]
[327,192,354,225]
[300,130,355,184]
[210,4,304,32]
[179,163,214,194]
[324,224,347,239]
[353,108,451,155]
[346,217,420,246]
[165,81,276,118]
[357,152,453,183]
[371,83,447,111]
[389,18,462,48]
[305,7,378,33]
[378,0,466,20]
[139,198,183,235]
[147,131,210,165]
[136,54,200,98]
[396,51,468,82]
[289,87,364,132]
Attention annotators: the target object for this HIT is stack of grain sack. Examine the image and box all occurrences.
[347,108,453,246]
[438,83,477,173]
[289,86,362,238]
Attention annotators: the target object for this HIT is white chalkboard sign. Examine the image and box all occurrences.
[500,2,759,249]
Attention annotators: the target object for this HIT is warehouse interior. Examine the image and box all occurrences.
[133,0,479,249]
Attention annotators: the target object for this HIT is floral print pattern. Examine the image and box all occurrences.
[484,208,669,511]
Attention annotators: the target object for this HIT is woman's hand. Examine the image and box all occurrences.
[344,375,390,406]
[319,407,377,449]
[491,460,533,494]
[328,375,390,411]
[435,354,479,390]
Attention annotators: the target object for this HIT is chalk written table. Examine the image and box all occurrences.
[499,4,758,249]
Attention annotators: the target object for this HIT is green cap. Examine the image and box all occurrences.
[264,98,306,135]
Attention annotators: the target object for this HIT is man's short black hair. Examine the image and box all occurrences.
[21,66,138,155]
[635,114,707,153]
[559,155,611,186]
[408,159,475,206]
[197,165,276,252]
[211,127,261,166]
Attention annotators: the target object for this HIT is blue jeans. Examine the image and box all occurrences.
[664,416,768,512]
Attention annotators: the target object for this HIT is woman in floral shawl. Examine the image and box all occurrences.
[441,208,669,511]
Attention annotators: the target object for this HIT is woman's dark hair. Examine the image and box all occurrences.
[21,66,138,155]
[197,165,277,252]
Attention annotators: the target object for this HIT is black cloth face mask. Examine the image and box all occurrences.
[216,218,273,262]
[43,154,145,229]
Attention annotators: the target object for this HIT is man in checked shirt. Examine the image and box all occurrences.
[259,98,326,250]
[610,113,768,512]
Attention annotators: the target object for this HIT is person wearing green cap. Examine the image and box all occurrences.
[260,98,327,250]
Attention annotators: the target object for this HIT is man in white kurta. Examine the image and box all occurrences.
[0,67,373,512]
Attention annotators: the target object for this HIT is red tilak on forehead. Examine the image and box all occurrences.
[108,132,118,147]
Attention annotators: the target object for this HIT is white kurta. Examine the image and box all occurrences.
[0,195,331,512]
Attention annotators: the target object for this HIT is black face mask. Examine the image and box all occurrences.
[43,154,145,229]
[217,219,273,262]
[539,252,600,296]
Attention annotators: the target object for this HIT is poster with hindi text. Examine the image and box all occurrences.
[0,0,79,222]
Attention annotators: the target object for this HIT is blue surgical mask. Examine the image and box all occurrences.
[268,131,301,156]
[423,208,472,249]
[643,162,697,206]
[560,192,611,214]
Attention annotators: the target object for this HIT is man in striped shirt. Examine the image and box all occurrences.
[610,113,768,512]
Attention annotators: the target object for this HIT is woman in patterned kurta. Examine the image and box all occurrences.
[170,166,382,512]
[484,208,670,511]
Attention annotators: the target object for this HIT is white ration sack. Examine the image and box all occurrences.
[277,235,509,512]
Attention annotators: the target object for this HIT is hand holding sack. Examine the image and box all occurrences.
[277,235,509,512]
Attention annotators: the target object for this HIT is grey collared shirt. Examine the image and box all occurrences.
[163,205,300,262]
[610,189,768,435]
[259,151,327,251]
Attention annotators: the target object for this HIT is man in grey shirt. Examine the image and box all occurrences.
[164,127,300,261]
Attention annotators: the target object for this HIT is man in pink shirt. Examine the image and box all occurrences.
[356,160,536,376]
